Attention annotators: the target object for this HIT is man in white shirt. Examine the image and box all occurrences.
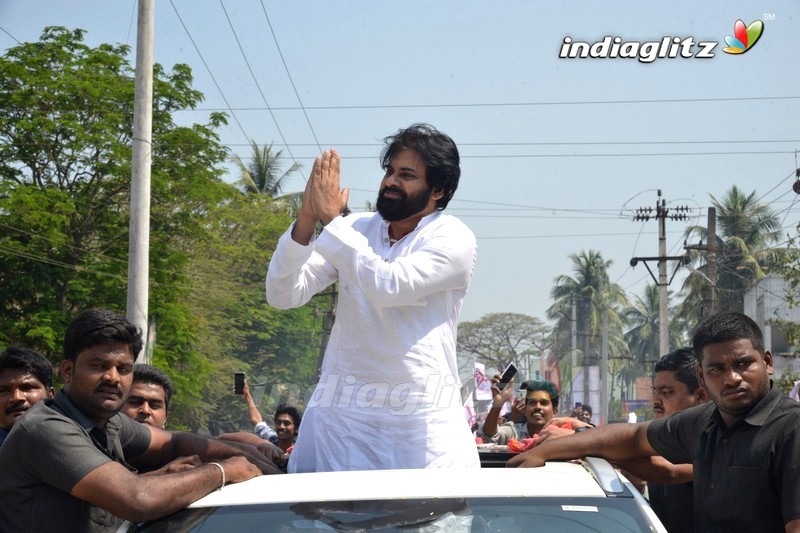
[266,124,479,472]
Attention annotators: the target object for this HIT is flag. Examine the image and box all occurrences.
[474,361,492,401]
[464,393,476,429]
[790,380,800,402]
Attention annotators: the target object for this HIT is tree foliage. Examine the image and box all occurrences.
[680,186,782,321]
[547,251,628,363]
[0,27,323,432]
[457,312,550,379]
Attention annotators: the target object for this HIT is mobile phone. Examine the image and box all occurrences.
[497,363,517,390]
[234,372,245,394]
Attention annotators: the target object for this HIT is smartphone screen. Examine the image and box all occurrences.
[234,372,245,394]
[497,363,517,390]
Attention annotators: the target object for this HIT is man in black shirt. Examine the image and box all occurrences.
[509,312,800,532]
[0,309,281,532]
[647,347,708,532]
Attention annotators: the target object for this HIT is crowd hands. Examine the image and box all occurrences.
[480,373,593,453]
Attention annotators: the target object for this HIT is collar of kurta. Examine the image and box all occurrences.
[382,210,443,237]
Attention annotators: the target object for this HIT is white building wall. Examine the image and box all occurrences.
[744,275,800,378]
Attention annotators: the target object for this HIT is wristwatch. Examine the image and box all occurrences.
[574,426,593,433]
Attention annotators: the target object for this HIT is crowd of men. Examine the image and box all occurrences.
[2,123,799,531]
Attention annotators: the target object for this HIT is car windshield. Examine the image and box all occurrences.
[130,496,654,532]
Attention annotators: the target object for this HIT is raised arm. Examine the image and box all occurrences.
[482,374,516,439]
[507,420,656,468]
[242,379,266,427]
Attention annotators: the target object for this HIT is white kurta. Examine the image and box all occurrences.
[266,210,479,472]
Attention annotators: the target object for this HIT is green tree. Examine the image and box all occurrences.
[680,186,782,322]
[232,141,301,196]
[621,283,688,398]
[0,27,299,431]
[457,312,550,381]
[546,251,629,396]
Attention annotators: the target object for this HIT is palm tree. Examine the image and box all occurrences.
[232,141,302,197]
[622,283,688,397]
[680,185,782,321]
[546,251,629,400]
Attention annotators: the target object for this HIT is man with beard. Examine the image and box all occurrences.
[0,347,54,447]
[266,124,478,472]
[0,309,281,532]
[509,312,800,532]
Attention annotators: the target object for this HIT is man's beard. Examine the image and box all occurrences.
[376,185,433,222]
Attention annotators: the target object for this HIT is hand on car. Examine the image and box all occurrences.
[140,454,202,476]
[506,447,546,468]
[219,456,262,484]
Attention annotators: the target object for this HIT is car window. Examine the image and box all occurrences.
[130,496,654,532]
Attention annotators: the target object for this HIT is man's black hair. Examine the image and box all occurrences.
[63,309,143,362]
[274,403,302,428]
[692,311,764,361]
[0,347,53,389]
[520,380,560,410]
[381,123,461,210]
[654,347,700,393]
[133,364,173,412]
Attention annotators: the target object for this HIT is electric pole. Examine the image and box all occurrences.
[685,207,717,319]
[630,190,690,356]
[127,0,154,362]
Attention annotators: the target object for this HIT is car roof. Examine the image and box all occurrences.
[190,458,625,508]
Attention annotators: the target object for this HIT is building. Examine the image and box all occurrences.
[744,274,800,379]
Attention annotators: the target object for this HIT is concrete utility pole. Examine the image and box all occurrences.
[704,208,717,318]
[630,190,690,357]
[127,0,154,363]
[685,207,717,319]
[601,311,609,424]
[657,195,668,356]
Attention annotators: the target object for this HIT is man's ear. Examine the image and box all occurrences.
[696,386,709,403]
[47,387,55,399]
[764,351,774,375]
[696,365,705,388]
[431,188,444,202]
[60,359,74,385]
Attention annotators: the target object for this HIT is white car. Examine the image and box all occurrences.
[122,457,666,532]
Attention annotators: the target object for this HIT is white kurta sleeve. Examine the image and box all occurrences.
[314,214,476,309]
[265,222,338,309]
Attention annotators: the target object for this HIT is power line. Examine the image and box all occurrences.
[225,150,794,160]
[0,26,21,44]
[181,94,800,111]
[259,0,323,155]
[218,0,298,165]
[477,230,685,240]
[755,170,798,204]
[168,0,250,140]
[10,139,800,150]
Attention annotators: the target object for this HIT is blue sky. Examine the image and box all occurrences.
[2,1,798,324]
